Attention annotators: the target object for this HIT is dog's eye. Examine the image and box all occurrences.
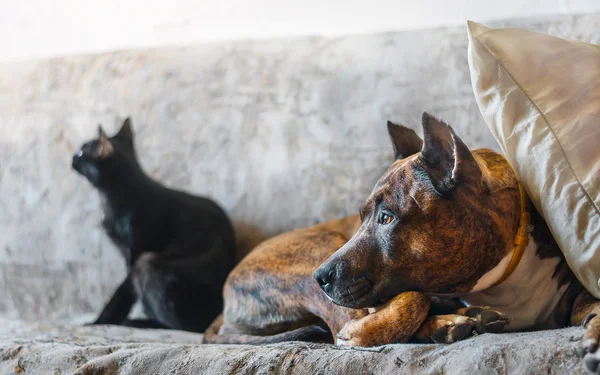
[378,213,393,225]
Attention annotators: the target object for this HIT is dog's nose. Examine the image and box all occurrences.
[314,267,337,289]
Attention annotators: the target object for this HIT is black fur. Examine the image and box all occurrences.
[72,118,236,332]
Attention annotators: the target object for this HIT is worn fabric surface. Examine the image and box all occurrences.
[467,20,600,298]
[0,320,588,375]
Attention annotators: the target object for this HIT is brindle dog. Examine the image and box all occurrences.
[204,116,504,347]
[315,113,600,373]
[206,113,600,373]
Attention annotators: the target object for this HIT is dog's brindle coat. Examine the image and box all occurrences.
[205,113,600,373]
[205,116,500,345]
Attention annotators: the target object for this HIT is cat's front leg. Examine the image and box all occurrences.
[90,274,136,325]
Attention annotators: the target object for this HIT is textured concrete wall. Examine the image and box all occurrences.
[0,13,598,322]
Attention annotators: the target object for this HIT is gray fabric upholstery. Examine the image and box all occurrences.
[0,320,586,374]
[0,11,598,374]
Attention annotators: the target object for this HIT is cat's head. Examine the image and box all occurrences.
[72,118,137,187]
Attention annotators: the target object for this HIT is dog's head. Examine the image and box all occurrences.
[314,113,520,308]
[72,118,137,187]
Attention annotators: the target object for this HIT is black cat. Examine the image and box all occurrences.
[72,118,236,332]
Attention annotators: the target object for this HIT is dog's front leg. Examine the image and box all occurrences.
[336,291,429,347]
[415,304,510,344]
[572,289,600,373]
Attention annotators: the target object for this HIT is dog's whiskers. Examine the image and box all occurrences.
[350,288,357,305]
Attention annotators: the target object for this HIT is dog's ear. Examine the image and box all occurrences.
[115,117,133,139]
[97,126,114,158]
[419,112,480,195]
[387,121,423,160]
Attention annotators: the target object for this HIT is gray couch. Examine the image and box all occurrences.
[0,12,598,374]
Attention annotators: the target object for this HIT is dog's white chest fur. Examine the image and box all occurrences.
[461,240,571,331]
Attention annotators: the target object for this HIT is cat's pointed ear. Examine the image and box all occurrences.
[97,125,114,158]
[387,121,423,160]
[115,117,133,139]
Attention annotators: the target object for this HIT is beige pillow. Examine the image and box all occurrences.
[467,21,600,297]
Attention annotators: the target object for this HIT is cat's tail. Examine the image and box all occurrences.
[202,314,332,345]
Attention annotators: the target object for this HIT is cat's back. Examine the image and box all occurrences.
[167,188,227,216]
[163,187,234,233]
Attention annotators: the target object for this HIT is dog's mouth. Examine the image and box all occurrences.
[329,283,408,311]
[325,277,376,309]
[341,281,371,300]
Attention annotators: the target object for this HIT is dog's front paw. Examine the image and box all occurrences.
[576,314,600,373]
[414,314,477,344]
[336,319,369,347]
[456,306,511,333]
